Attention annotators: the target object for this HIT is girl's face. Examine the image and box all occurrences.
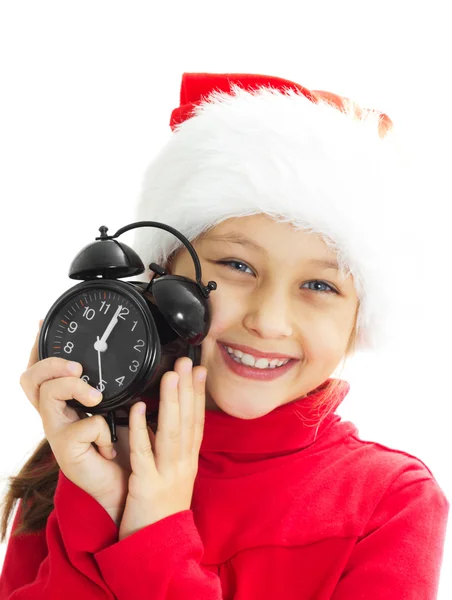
[165,214,359,419]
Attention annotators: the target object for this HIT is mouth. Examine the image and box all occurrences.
[217,342,298,381]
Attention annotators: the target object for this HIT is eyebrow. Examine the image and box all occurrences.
[205,232,340,271]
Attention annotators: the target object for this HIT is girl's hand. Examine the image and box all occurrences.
[118,357,207,541]
[20,321,131,525]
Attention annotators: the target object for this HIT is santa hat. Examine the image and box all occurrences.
[133,72,407,354]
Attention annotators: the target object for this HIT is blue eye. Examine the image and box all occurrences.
[218,260,253,275]
[216,260,338,294]
[302,281,337,294]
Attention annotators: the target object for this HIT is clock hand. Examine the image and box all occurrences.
[94,304,123,352]
[96,336,103,392]
[99,305,123,345]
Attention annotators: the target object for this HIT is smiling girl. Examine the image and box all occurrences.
[0,72,449,599]
[165,213,359,421]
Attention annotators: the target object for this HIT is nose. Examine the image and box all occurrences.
[242,283,293,339]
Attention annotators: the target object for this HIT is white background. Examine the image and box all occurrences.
[0,1,451,596]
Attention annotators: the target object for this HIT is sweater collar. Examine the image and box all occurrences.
[200,378,350,454]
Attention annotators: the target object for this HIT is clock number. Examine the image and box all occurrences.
[83,307,96,320]
[64,341,74,354]
[115,376,125,387]
[118,307,129,321]
[129,360,140,373]
[133,339,145,353]
[68,321,78,334]
[96,379,107,393]
[82,374,105,393]
[100,301,111,314]
[131,321,138,332]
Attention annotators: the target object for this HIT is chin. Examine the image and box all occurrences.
[206,393,280,420]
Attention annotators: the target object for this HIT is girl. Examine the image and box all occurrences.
[0,72,449,599]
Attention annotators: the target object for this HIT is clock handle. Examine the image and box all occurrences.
[105,411,118,443]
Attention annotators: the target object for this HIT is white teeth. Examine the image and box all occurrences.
[224,345,290,369]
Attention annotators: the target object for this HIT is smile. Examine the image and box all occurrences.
[217,342,297,381]
[222,345,290,369]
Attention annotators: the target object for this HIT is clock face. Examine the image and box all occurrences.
[42,284,150,403]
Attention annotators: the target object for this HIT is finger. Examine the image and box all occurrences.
[128,401,157,477]
[20,358,84,411]
[27,320,44,369]
[174,358,195,457]
[192,366,207,455]
[39,376,103,437]
[154,371,180,473]
[62,414,117,462]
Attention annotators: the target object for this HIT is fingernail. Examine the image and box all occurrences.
[111,449,117,458]
[197,370,207,383]
[138,403,146,415]
[90,388,102,400]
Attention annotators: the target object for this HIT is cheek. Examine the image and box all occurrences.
[205,290,242,337]
[307,319,344,355]
[199,302,231,371]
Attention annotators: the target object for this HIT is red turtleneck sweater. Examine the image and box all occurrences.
[0,379,449,599]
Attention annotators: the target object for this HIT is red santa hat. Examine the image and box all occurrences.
[133,72,406,354]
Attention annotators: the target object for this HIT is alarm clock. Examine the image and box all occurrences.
[38,221,217,443]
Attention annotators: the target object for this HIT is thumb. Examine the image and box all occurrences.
[66,414,117,461]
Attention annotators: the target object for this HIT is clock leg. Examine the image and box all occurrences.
[105,411,118,443]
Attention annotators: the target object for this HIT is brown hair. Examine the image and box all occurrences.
[1,438,59,541]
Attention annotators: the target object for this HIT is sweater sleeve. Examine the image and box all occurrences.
[331,465,450,600]
[94,510,224,599]
[0,470,121,599]
[0,501,48,596]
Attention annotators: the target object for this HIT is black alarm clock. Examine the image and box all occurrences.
[38,221,217,443]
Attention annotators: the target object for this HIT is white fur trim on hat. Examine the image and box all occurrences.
[132,84,407,354]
